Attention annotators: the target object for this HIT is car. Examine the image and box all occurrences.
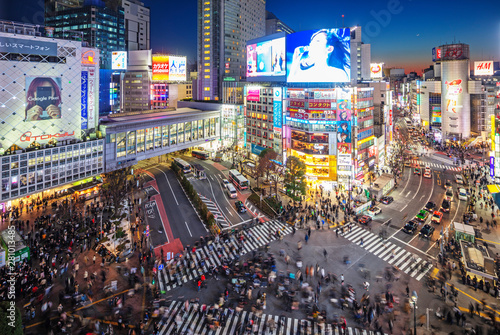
[380,196,394,204]
[431,211,443,224]
[358,215,372,225]
[404,161,411,167]
[424,171,432,178]
[445,188,454,201]
[458,188,468,201]
[368,206,382,216]
[234,200,246,213]
[455,174,464,184]
[403,220,419,234]
[419,224,435,238]
[425,166,431,173]
[445,180,452,189]
[416,209,430,222]
[425,201,436,211]
[414,168,421,175]
[441,199,451,213]
[221,179,230,188]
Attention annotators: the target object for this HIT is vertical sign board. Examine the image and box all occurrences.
[87,67,96,129]
[81,71,88,130]
[490,156,495,177]
[273,87,283,131]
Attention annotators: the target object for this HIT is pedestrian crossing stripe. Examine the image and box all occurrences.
[410,160,462,172]
[198,194,230,227]
[157,220,292,292]
[156,300,389,335]
[341,225,432,281]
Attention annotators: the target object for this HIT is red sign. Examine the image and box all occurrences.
[389,109,392,126]
[308,102,331,109]
[20,131,75,142]
[290,110,309,119]
[436,48,441,59]
[289,100,305,108]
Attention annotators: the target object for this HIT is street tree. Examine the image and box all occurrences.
[0,302,22,335]
[258,149,277,186]
[268,161,284,201]
[284,156,306,203]
[102,166,132,212]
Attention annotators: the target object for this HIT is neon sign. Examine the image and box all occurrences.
[20,131,75,142]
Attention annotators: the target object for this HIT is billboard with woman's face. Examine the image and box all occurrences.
[286,28,351,83]
[25,77,62,121]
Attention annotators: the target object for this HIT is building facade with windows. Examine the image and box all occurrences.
[196,0,266,101]
[122,0,150,51]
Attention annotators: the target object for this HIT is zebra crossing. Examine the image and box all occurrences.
[156,300,388,335]
[410,160,462,172]
[157,220,292,292]
[198,194,230,228]
[341,225,432,281]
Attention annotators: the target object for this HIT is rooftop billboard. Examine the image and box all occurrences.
[152,55,187,81]
[246,33,286,82]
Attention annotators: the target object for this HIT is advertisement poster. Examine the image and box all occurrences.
[474,61,493,76]
[444,79,463,114]
[337,154,351,165]
[313,89,335,100]
[169,56,187,81]
[87,68,96,128]
[111,51,127,70]
[337,121,351,143]
[286,28,350,83]
[152,55,170,81]
[337,143,351,154]
[247,88,260,102]
[370,63,383,78]
[0,36,57,57]
[431,106,441,123]
[273,87,283,131]
[81,71,88,130]
[337,100,351,121]
[247,37,285,79]
[25,77,62,121]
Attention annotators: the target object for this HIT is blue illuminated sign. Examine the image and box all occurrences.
[81,71,88,130]
[273,88,283,130]
[251,143,266,156]
[285,116,337,125]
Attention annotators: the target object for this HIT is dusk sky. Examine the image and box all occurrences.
[3,0,499,74]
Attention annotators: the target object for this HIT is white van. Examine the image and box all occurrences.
[226,184,237,198]
[458,188,468,201]
[455,174,464,185]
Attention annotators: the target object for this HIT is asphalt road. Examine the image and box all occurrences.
[181,156,255,227]
[146,164,208,248]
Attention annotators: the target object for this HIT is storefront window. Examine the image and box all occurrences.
[162,126,168,146]
[28,172,35,184]
[137,129,145,153]
[204,119,209,138]
[116,132,126,158]
[36,171,43,183]
[2,178,8,192]
[192,121,198,140]
[170,124,177,145]
[178,122,184,144]
[11,176,18,190]
[198,120,203,139]
[185,122,192,141]
[146,127,154,150]
[127,131,136,155]
[154,127,161,148]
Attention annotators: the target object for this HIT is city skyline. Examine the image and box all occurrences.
[2,0,499,74]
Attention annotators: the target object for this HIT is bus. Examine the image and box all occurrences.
[192,150,210,160]
[174,158,192,174]
[228,169,249,190]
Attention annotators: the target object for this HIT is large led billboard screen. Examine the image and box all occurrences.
[152,55,187,81]
[25,77,62,121]
[246,33,286,82]
[286,28,351,83]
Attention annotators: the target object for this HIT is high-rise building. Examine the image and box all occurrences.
[350,26,371,83]
[265,11,294,35]
[45,0,126,70]
[122,0,150,51]
[197,0,266,101]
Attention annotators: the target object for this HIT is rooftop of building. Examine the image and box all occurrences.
[100,108,220,126]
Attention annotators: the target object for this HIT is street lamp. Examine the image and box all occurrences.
[411,291,418,335]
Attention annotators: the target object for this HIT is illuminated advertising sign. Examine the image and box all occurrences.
[337,154,351,165]
[0,36,57,56]
[308,102,331,109]
[25,77,62,121]
[82,50,97,65]
[247,36,286,81]
[444,79,463,114]
[289,100,305,108]
[81,71,88,130]
[152,55,186,81]
[337,143,351,154]
[474,61,493,76]
[87,67,96,128]
[286,28,351,83]
[490,156,495,177]
[273,87,283,131]
[370,63,383,78]
[247,88,260,102]
[441,44,469,61]
[152,55,169,81]
[112,51,127,70]
[169,56,187,81]
[431,106,441,123]
[20,131,75,142]
[313,89,335,99]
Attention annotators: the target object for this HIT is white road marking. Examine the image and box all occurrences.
[150,166,179,206]
[184,221,192,237]
[226,207,234,217]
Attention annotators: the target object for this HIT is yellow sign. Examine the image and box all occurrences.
[491,114,495,152]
